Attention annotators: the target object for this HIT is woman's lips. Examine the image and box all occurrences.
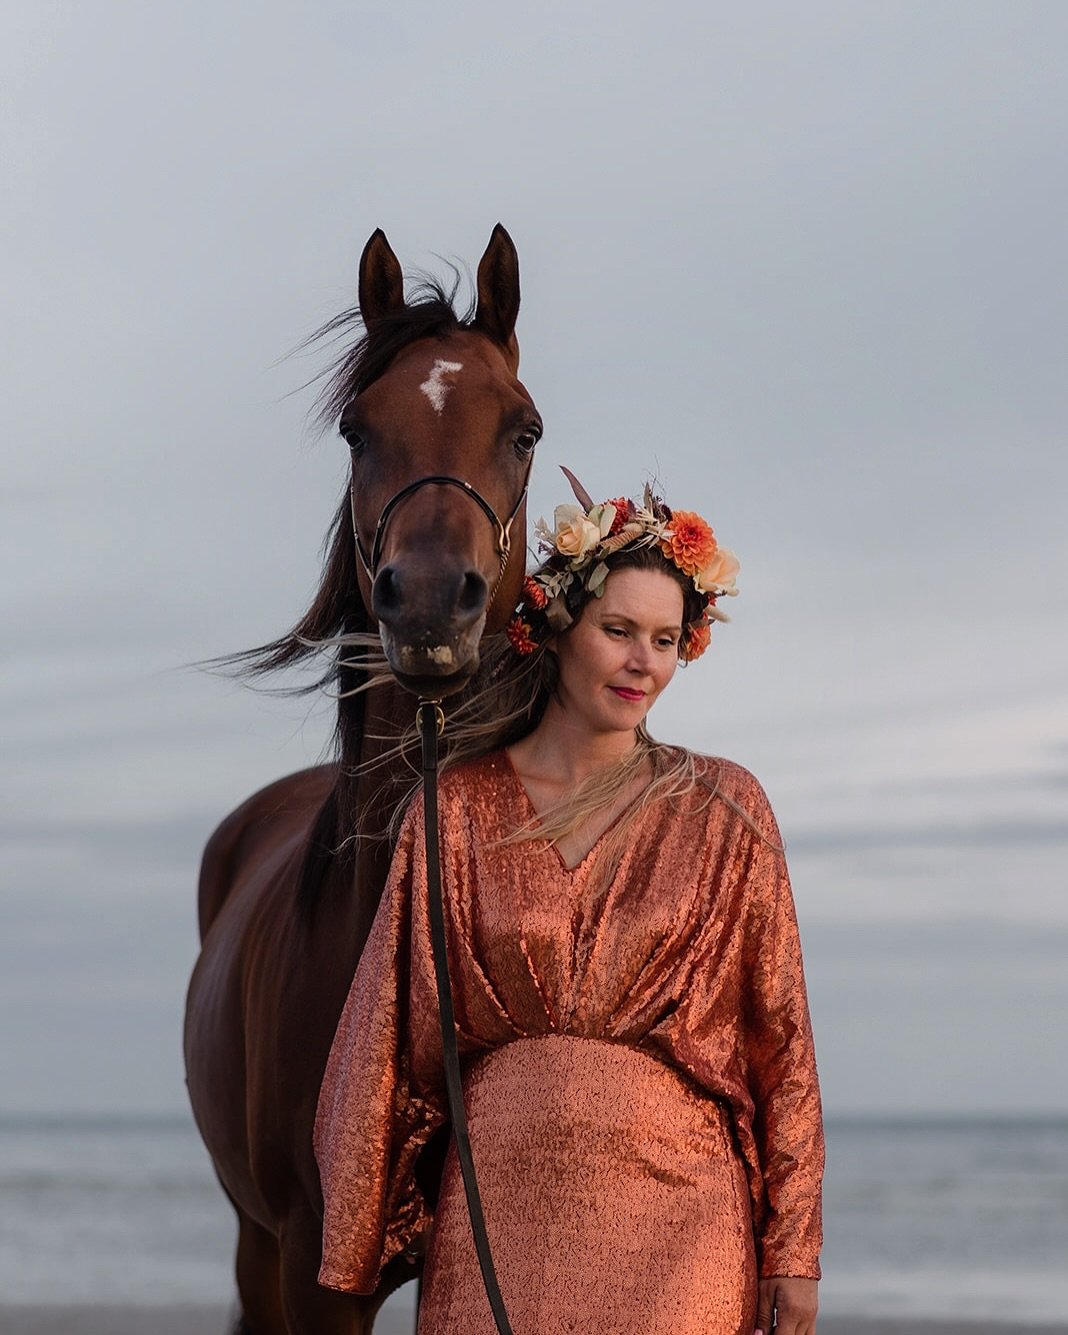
[610,687,645,701]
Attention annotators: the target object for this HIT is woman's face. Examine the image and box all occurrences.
[551,567,685,738]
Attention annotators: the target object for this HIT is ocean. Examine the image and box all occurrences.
[0,1114,1065,1322]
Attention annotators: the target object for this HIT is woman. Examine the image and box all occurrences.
[314,480,824,1335]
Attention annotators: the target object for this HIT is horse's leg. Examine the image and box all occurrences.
[277,1210,379,1335]
[233,1210,287,1335]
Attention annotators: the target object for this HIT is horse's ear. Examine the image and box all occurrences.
[358,229,405,326]
[474,223,521,366]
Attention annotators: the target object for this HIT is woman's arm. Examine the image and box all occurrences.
[739,789,825,1282]
[313,802,447,1294]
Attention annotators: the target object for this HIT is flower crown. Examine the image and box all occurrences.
[506,469,739,662]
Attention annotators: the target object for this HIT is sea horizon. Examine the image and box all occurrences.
[2,1111,1066,1321]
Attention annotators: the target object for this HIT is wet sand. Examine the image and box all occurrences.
[1,1312,1065,1335]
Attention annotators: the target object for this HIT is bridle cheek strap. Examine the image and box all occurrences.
[350,454,533,615]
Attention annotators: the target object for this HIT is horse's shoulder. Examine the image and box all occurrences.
[206,765,338,847]
[199,765,338,903]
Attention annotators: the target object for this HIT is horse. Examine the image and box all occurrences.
[184,224,541,1335]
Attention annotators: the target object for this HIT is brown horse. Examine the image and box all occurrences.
[184,225,541,1335]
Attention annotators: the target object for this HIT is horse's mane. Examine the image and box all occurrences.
[219,272,477,918]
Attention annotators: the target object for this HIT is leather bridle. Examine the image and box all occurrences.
[350,452,535,619]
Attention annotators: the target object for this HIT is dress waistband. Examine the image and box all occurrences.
[462,1034,734,1164]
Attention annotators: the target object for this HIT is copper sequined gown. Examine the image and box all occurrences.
[315,751,824,1334]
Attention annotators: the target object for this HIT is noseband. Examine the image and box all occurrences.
[350,454,534,613]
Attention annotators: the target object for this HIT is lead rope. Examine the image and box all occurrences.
[418,699,515,1335]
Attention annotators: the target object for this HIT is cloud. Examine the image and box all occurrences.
[3,0,1068,1112]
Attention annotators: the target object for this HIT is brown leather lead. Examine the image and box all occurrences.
[419,699,515,1334]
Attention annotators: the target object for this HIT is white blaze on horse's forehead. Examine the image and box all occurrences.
[419,359,464,414]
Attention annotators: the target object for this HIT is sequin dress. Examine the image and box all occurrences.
[314,751,824,1334]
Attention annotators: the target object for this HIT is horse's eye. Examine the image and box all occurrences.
[515,426,541,455]
[340,427,366,456]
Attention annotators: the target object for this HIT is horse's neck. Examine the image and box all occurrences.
[356,677,418,823]
[328,678,419,943]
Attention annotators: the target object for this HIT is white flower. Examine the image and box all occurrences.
[587,502,617,538]
[534,515,555,547]
[553,505,601,558]
[695,546,740,597]
[632,505,669,540]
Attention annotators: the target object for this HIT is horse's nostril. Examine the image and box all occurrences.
[372,565,402,617]
[458,571,488,615]
[374,563,488,628]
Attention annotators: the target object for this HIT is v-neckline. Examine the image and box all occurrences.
[499,747,647,876]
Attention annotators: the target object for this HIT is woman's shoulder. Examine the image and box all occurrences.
[669,747,771,799]
[393,749,511,843]
[665,747,780,837]
[436,748,515,803]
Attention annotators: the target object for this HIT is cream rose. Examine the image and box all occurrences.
[553,504,601,558]
[695,546,740,596]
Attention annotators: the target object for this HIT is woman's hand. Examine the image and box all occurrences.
[755,1276,818,1335]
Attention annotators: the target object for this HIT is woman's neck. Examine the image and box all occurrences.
[508,703,641,789]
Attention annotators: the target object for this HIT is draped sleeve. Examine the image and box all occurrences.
[313,797,448,1295]
[659,771,824,1280]
[314,753,824,1291]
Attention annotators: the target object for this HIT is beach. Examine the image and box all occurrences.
[2,1312,1066,1335]
[3,1116,1065,1331]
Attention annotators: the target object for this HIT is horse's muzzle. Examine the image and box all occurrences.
[374,559,487,695]
[382,632,483,698]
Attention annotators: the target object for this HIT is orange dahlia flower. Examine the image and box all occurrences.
[679,620,711,662]
[522,576,548,610]
[660,511,717,576]
[505,616,538,654]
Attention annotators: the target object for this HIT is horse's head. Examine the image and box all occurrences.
[338,225,541,698]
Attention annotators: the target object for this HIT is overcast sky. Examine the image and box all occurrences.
[2,1,1066,1116]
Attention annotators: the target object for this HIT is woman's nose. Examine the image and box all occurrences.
[627,640,656,673]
